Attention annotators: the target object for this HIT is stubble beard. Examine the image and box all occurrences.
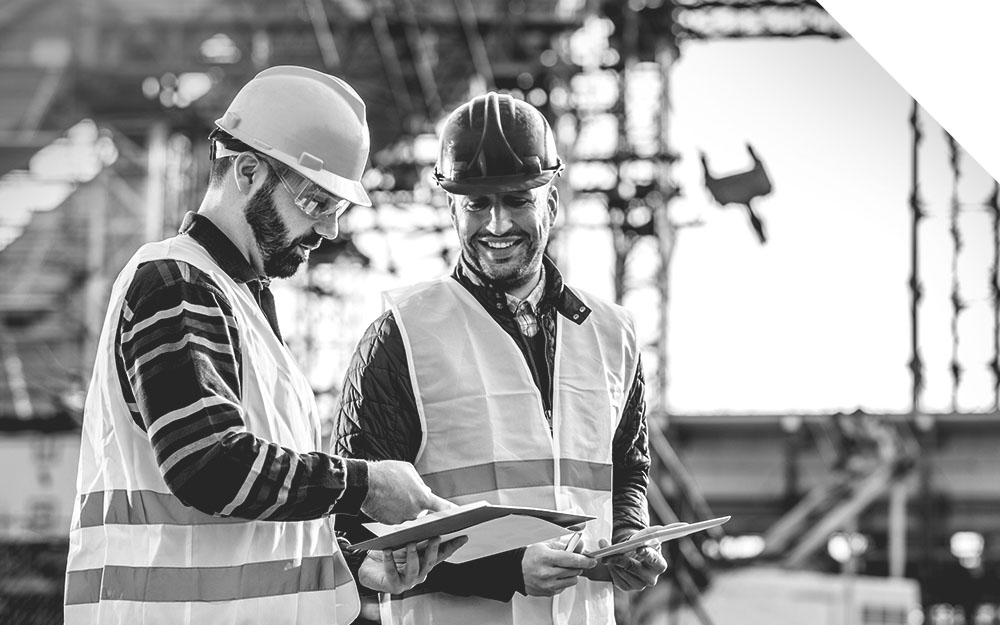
[462,230,547,292]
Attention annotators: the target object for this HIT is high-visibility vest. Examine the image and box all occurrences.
[64,234,360,625]
[381,276,639,625]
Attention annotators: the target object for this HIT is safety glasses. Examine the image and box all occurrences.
[213,142,353,219]
[261,156,353,219]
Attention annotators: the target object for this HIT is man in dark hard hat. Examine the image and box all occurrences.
[336,92,666,625]
[65,66,464,625]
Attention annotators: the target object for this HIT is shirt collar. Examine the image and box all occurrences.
[179,212,261,285]
[453,255,592,325]
[505,265,546,312]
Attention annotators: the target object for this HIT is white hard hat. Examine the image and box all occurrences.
[214,65,372,207]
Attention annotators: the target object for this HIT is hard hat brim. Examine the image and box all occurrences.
[435,169,560,196]
[305,166,372,208]
[216,120,373,207]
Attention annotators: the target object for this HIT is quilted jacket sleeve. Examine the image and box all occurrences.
[611,354,652,542]
[335,310,422,463]
[334,311,526,602]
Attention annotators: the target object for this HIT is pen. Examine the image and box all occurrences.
[564,531,583,553]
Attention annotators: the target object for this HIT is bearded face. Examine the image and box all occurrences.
[244,179,323,279]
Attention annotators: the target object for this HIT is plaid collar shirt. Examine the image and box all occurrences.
[504,266,546,338]
[453,255,591,330]
[462,262,547,339]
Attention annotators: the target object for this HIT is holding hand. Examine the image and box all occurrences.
[522,539,597,597]
[359,535,469,594]
[589,528,668,591]
[362,460,454,525]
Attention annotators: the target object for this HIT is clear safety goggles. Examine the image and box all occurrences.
[213,143,352,219]
[262,156,353,219]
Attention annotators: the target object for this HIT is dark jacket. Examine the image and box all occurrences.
[335,257,651,602]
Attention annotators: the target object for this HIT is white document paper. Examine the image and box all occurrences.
[434,515,578,563]
[353,500,593,563]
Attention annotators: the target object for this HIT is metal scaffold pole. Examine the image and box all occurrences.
[654,44,676,417]
[145,120,170,243]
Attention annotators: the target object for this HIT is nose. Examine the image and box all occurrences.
[484,203,512,235]
[313,214,339,240]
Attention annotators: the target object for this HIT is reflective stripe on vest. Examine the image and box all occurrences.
[65,555,354,604]
[383,277,638,625]
[65,235,359,625]
[421,458,612,500]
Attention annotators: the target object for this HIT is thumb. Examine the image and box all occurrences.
[423,493,455,513]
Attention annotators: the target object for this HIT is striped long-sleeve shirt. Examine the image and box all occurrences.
[113,212,368,521]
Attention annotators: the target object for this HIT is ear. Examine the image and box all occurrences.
[546,184,559,223]
[232,152,265,195]
[447,194,459,228]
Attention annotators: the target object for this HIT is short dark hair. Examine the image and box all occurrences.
[208,128,255,188]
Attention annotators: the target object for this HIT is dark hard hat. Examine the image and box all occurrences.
[434,92,563,195]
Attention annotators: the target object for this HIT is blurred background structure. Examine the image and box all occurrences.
[1,0,999,623]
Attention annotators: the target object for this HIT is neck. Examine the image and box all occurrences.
[461,255,543,299]
[198,192,264,276]
[506,268,542,300]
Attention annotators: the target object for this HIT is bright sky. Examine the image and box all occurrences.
[648,38,996,415]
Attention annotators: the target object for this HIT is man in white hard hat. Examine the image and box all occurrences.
[336,92,666,625]
[64,66,464,625]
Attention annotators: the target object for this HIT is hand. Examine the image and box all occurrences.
[594,529,668,592]
[362,460,455,525]
[359,535,469,594]
[522,540,597,597]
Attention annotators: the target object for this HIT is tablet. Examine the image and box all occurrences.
[585,516,731,560]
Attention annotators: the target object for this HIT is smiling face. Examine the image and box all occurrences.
[449,183,558,293]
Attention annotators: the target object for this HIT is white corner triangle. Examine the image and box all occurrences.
[818,0,1000,183]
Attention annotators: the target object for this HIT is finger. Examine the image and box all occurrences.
[537,575,580,596]
[551,576,581,592]
[549,567,583,580]
[436,535,469,563]
[419,537,442,578]
[404,543,420,582]
[382,549,400,584]
[635,548,669,574]
[635,545,657,560]
[552,551,597,569]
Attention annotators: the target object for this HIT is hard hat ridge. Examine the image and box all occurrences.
[474,92,525,178]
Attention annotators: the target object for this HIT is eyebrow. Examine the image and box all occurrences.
[466,192,531,201]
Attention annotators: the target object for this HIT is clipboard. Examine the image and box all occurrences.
[585,516,731,560]
[349,500,594,556]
